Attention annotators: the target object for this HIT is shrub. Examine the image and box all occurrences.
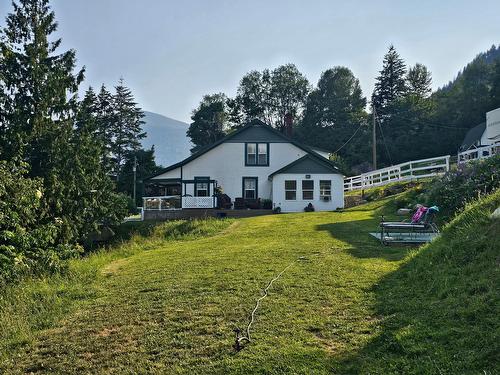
[0,161,77,284]
[424,155,500,220]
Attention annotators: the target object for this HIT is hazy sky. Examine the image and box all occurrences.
[1,0,500,123]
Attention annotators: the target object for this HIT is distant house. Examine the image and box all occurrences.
[458,107,500,163]
[142,119,343,218]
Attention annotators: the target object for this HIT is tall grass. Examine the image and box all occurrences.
[0,218,233,362]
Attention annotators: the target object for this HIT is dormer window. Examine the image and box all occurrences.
[245,143,269,166]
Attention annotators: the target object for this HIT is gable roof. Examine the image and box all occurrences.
[145,119,338,181]
[460,122,486,151]
[268,154,342,178]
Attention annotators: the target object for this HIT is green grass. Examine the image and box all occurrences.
[0,192,498,374]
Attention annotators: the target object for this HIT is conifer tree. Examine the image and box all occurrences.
[112,78,145,180]
[372,45,407,112]
[96,85,116,171]
[406,63,432,98]
[0,0,126,247]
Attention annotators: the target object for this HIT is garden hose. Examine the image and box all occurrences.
[234,256,309,351]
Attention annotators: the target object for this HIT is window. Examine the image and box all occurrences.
[246,143,256,165]
[320,180,331,200]
[246,143,268,166]
[285,180,296,200]
[302,180,314,200]
[243,177,258,199]
[258,143,268,165]
[194,177,209,197]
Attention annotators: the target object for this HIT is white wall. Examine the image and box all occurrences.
[271,173,344,212]
[486,107,500,142]
[152,142,308,200]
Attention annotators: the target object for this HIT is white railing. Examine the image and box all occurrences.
[458,144,499,164]
[181,196,217,209]
[344,155,450,191]
[143,196,181,210]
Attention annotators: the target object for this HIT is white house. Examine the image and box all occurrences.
[143,120,343,216]
[458,107,500,163]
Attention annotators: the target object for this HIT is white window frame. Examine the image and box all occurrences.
[320,180,332,201]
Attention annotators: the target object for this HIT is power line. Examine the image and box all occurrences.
[332,122,364,154]
[376,115,394,165]
[375,107,470,130]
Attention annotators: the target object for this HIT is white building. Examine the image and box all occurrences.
[143,120,343,217]
[458,107,500,163]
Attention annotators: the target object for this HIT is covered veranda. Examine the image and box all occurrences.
[142,178,218,210]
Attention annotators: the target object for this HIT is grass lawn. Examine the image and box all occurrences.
[1,195,498,374]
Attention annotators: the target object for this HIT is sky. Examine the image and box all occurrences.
[1,0,500,123]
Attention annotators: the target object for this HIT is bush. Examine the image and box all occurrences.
[0,161,77,284]
[424,155,500,220]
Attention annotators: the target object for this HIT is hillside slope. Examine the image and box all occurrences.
[141,111,192,167]
[341,189,500,374]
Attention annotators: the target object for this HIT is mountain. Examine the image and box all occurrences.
[141,111,192,168]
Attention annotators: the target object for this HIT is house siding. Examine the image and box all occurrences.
[152,142,308,201]
[271,173,344,212]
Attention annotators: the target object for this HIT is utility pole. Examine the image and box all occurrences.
[132,155,137,205]
[372,103,377,170]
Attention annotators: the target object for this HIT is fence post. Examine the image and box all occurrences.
[445,156,450,172]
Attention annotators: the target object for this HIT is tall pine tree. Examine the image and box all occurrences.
[112,78,145,180]
[372,45,407,113]
[0,0,126,246]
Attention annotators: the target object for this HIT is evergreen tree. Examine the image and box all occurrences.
[187,93,228,153]
[372,45,407,112]
[96,85,116,171]
[0,0,126,248]
[117,147,162,205]
[0,0,84,168]
[406,63,432,98]
[112,78,146,180]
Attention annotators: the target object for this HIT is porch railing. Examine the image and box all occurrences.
[458,144,499,164]
[142,196,218,210]
[344,155,450,192]
[182,196,217,209]
[143,196,181,210]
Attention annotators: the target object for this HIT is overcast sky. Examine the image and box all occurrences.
[1,0,500,123]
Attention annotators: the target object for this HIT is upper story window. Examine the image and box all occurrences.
[245,143,269,166]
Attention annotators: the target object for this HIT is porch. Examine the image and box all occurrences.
[142,178,218,210]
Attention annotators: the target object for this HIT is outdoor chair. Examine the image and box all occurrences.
[379,207,439,245]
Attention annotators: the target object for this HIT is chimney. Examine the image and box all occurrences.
[284,113,293,138]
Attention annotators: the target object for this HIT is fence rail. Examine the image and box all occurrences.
[458,144,499,164]
[344,155,450,192]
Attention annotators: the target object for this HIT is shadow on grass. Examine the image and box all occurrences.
[330,205,500,374]
[317,200,412,262]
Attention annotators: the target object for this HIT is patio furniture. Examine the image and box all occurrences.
[378,206,440,245]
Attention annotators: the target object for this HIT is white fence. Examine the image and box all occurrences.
[181,196,217,209]
[344,155,450,192]
[458,144,499,164]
